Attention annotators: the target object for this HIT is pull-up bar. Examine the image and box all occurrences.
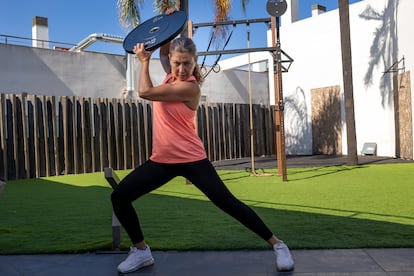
[197,46,293,73]
[190,17,293,73]
[198,46,276,56]
[192,17,271,28]
[191,18,273,57]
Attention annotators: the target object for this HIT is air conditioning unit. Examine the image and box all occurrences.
[361,142,377,156]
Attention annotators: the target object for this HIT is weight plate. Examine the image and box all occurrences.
[123,11,187,53]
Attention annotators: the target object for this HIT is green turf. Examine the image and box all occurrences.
[0,163,413,254]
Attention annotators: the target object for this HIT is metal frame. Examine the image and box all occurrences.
[190,16,290,181]
[192,17,272,28]
[191,18,293,73]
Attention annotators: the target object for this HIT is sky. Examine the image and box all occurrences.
[0,0,361,65]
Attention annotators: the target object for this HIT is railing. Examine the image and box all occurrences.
[0,34,76,50]
[0,93,276,180]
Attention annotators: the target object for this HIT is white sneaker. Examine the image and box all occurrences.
[117,246,155,273]
[273,241,294,271]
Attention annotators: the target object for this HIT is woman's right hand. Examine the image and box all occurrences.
[165,7,178,15]
[133,43,154,63]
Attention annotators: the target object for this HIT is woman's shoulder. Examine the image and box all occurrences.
[163,74,197,84]
[187,76,196,82]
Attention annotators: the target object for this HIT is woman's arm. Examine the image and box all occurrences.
[133,43,154,97]
[133,43,200,106]
[139,80,199,103]
[159,7,179,74]
[160,41,171,74]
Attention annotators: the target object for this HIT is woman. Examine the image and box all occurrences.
[111,11,294,274]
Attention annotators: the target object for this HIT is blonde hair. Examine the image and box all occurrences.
[170,37,204,85]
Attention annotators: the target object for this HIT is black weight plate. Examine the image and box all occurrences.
[123,11,187,53]
[266,0,288,17]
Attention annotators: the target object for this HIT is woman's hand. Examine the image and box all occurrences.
[165,7,178,15]
[133,43,154,63]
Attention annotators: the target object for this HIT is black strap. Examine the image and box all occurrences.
[204,26,235,78]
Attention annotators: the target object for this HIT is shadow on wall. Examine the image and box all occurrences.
[284,86,312,155]
[311,86,342,155]
[360,0,399,107]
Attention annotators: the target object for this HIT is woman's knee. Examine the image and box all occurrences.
[212,195,244,213]
[111,188,126,206]
[110,189,119,204]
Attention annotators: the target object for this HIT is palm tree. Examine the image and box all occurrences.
[338,0,358,165]
[117,0,250,38]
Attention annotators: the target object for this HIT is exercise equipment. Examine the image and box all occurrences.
[123,11,187,53]
[104,167,122,250]
[266,0,288,17]
[201,25,235,78]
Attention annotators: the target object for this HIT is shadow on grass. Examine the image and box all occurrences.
[242,155,414,181]
[216,160,373,182]
[1,177,413,254]
[286,165,366,181]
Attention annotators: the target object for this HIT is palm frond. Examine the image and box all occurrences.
[211,0,231,45]
[240,0,250,13]
[153,0,176,14]
[212,0,249,47]
[213,0,249,23]
[117,0,144,29]
[214,0,231,22]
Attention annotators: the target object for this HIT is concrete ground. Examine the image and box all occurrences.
[0,248,413,275]
[1,155,413,276]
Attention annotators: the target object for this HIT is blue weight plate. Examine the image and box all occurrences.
[123,11,187,53]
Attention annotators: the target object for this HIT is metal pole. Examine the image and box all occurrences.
[247,24,256,174]
[125,54,135,99]
[192,17,271,28]
[178,0,189,38]
[271,16,287,181]
[104,167,122,250]
[0,179,5,198]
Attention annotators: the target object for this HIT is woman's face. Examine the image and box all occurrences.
[169,51,196,81]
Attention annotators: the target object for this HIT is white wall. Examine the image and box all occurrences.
[222,0,412,157]
[0,44,126,98]
[0,43,268,105]
[280,0,412,157]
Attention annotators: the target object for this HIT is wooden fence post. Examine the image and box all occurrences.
[41,95,50,177]
[21,93,30,178]
[62,96,69,175]
[31,94,40,178]
[1,94,278,179]
[0,94,7,180]
[50,96,60,176]
[73,97,79,174]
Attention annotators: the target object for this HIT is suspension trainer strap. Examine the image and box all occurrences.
[200,29,215,71]
[204,25,235,78]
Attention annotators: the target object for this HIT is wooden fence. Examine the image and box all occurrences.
[0,93,276,180]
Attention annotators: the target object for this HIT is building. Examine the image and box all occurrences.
[219,0,413,158]
[0,0,412,159]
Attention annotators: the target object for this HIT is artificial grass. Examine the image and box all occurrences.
[0,163,413,254]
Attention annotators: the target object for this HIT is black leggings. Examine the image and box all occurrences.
[111,159,273,244]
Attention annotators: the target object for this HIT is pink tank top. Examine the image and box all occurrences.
[150,74,207,163]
